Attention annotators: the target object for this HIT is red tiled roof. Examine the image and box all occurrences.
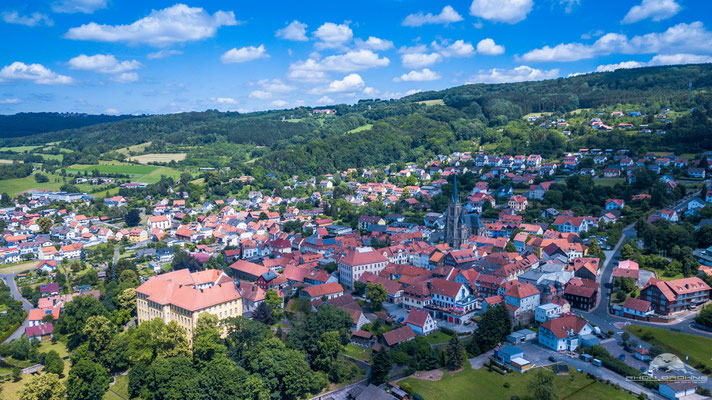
[340,248,388,266]
[405,309,431,328]
[541,315,589,339]
[383,325,415,346]
[623,297,651,313]
[303,282,344,298]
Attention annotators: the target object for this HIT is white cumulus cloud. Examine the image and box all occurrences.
[288,49,389,82]
[394,68,442,82]
[221,45,269,63]
[596,53,712,72]
[470,0,533,24]
[521,22,712,62]
[65,4,238,46]
[52,0,107,14]
[322,73,365,93]
[68,54,141,74]
[0,62,73,85]
[432,39,475,57]
[317,96,334,104]
[355,36,394,51]
[271,99,288,107]
[2,11,53,27]
[249,90,272,99]
[0,98,21,104]
[112,72,138,83]
[215,97,237,104]
[401,52,443,69]
[276,20,308,41]
[313,22,352,50]
[403,5,463,27]
[476,38,505,55]
[622,0,681,24]
[468,65,559,84]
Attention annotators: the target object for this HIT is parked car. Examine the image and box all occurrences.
[549,356,557,362]
[618,354,626,361]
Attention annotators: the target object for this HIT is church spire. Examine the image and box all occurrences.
[451,174,459,203]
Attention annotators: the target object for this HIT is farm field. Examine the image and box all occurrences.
[66,161,181,183]
[129,153,187,164]
[0,146,41,153]
[417,99,445,106]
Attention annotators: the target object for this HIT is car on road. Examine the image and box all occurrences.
[618,354,626,361]
[549,356,557,362]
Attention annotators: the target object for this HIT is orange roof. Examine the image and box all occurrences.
[135,269,240,312]
[303,282,344,298]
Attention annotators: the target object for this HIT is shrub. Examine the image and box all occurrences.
[503,382,511,388]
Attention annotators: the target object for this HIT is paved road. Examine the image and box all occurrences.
[1,271,34,343]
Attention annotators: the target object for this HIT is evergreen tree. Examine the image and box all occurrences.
[370,349,392,385]
[253,301,275,325]
[446,334,465,370]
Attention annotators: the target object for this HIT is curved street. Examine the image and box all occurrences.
[1,271,34,343]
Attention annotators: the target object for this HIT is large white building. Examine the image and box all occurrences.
[538,315,593,351]
[338,247,388,289]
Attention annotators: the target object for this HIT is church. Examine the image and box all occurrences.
[444,175,485,248]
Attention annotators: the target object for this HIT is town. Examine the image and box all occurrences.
[2,105,712,399]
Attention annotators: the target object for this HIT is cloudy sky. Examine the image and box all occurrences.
[0,0,711,115]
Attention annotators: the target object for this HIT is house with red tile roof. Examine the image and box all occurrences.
[640,277,710,315]
[338,247,388,289]
[382,325,416,347]
[301,282,344,301]
[405,309,437,335]
[538,315,594,351]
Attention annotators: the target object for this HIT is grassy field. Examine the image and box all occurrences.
[423,331,452,345]
[116,142,152,155]
[625,325,712,373]
[129,153,186,164]
[344,344,372,362]
[0,260,39,274]
[38,341,70,358]
[594,178,625,187]
[66,161,181,184]
[0,174,63,194]
[103,375,130,400]
[417,99,445,106]
[0,359,71,400]
[399,364,635,400]
[347,124,373,134]
[0,146,41,153]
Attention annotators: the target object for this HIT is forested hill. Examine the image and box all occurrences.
[0,112,139,138]
[4,64,712,175]
[402,63,712,114]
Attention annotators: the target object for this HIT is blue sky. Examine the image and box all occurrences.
[0,0,711,115]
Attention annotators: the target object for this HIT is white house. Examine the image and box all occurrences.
[538,315,594,351]
[535,303,562,323]
[405,309,437,336]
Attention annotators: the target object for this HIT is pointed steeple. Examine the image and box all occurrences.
[451,174,459,203]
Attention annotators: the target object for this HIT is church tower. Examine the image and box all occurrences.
[445,175,469,248]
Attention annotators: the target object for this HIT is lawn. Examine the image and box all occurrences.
[423,331,452,345]
[344,344,372,362]
[625,325,712,374]
[399,364,635,400]
[67,162,158,176]
[594,178,625,187]
[38,341,70,358]
[103,375,130,400]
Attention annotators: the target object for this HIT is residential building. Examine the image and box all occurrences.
[640,277,710,315]
[338,247,388,289]
[538,315,594,351]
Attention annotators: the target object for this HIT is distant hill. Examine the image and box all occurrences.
[0,112,140,138]
[4,63,712,174]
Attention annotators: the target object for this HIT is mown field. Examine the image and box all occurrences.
[129,153,187,164]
